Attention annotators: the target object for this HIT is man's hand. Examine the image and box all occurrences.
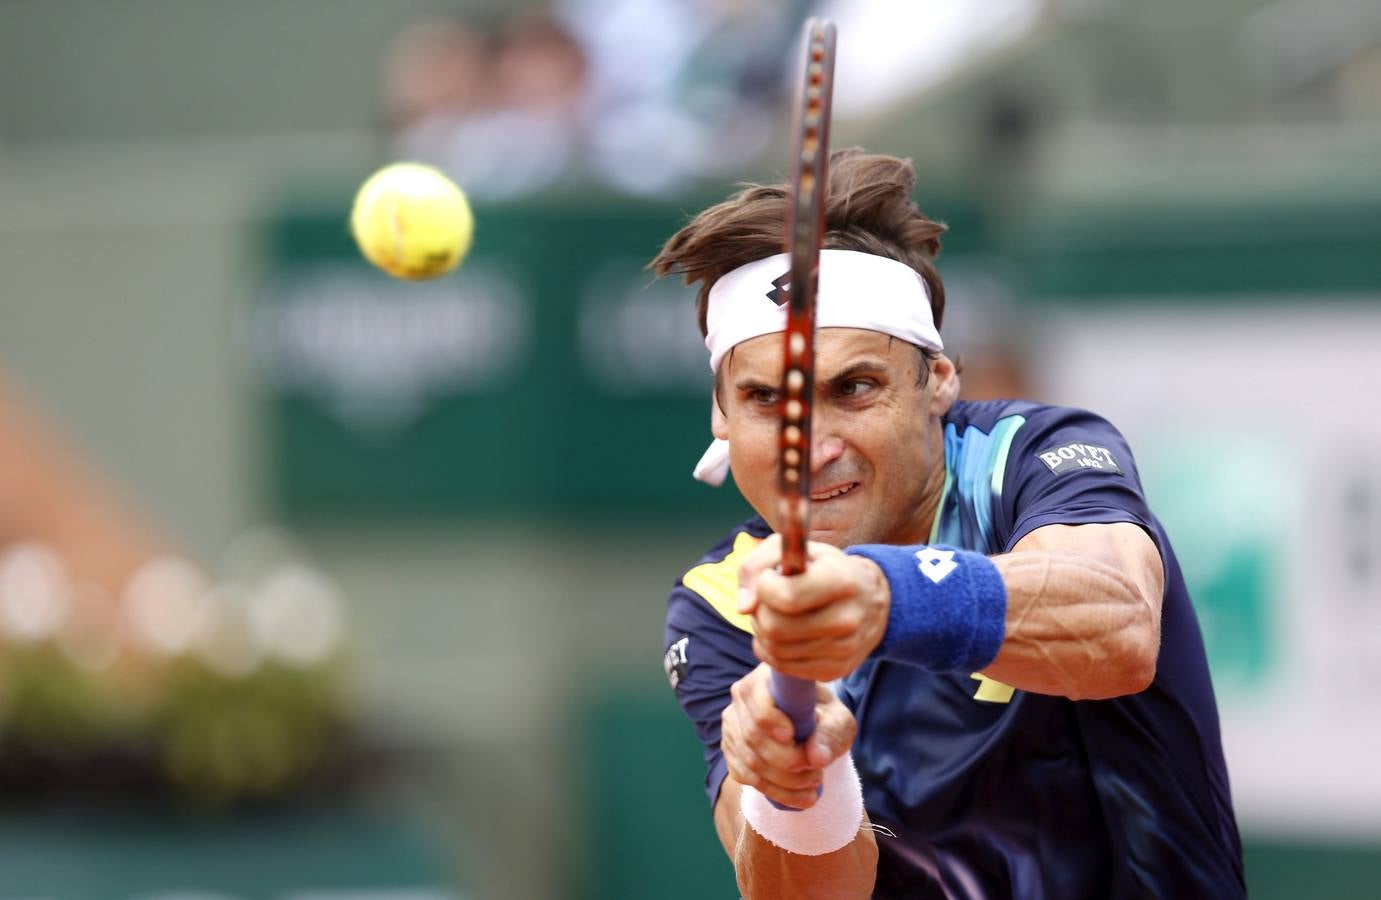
[737,535,890,682]
[721,662,857,809]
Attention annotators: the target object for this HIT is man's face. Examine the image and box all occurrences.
[713,328,958,548]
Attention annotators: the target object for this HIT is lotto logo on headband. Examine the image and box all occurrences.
[767,272,791,306]
[1037,442,1121,476]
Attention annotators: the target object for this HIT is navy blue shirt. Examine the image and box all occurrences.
[663,399,1244,899]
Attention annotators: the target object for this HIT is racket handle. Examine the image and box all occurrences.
[770,671,817,741]
[768,671,821,810]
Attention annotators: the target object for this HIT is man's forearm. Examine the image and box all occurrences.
[715,779,877,900]
[982,524,1164,700]
[737,828,877,900]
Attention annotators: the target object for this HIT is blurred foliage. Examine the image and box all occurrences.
[0,612,350,807]
[151,656,348,804]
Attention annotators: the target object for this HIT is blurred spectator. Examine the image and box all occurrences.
[556,0,802,195]
[937,263,1038,402]
[387,11,590,202]
[383,15,494,131]
[384,2,807,200]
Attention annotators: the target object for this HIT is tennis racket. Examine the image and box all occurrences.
[767,17,836,808]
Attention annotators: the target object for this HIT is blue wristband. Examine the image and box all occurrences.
[845,544,1007,672]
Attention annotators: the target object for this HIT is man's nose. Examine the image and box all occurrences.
[811,433,846,473]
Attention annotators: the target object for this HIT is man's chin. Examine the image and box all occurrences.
[807,521,863,549]
[755,499,867,547]
[808,533,852,549]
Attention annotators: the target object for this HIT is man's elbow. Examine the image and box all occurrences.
[1093,557,1162,697]
[1074,631,1156,701]
[1076,586,1160,700]
[1109,605,1160,697]
[1121,633,1159,695]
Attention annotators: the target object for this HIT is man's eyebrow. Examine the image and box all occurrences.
[733,376,780,392]
[732,358,891,391]
[821,358,891,384]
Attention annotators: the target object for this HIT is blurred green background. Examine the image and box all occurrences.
[2,0,1380,897]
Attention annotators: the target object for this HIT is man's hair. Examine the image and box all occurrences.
[649,148,947,339]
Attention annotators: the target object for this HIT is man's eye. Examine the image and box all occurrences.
[838,379,876,398]
[749,388,780,405]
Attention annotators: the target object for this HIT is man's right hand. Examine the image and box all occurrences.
[721,662,858,809]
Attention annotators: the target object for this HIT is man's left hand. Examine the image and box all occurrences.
[737,535,890,682]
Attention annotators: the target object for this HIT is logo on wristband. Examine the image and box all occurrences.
[915,547,958,584]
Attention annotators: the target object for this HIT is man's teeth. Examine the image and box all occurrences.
[811,483,855,501]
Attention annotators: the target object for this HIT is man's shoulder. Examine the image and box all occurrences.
[682,515,773,573]
[947,399,1137,465]
[945,397,1043,431]
[670,516,772,635]
[946,398,1120,434]
[935,399,1148,548]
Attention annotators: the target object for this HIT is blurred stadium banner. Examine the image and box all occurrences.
[254,190,987,523]
[255,195,750,523]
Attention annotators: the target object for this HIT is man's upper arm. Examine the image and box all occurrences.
[985,406,1172,699]
[998,408,1170,599]
[999,407,1161,552]
[665,531,762,807]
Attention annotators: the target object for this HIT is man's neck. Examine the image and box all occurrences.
[891,430,949,546]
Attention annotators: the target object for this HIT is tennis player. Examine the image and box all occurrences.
[653,150,1245,898]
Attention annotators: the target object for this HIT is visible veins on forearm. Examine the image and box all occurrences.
[988,550,1156,699]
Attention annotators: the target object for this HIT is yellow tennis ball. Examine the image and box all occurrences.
[350,163,473,280]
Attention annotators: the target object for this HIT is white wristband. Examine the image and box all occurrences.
[739,752,865,856]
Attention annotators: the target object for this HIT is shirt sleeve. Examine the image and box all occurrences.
[998,406,1164,557]
[664,583,758,807]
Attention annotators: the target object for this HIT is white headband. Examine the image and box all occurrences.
[694,249,944,486]
[705,249,941,373]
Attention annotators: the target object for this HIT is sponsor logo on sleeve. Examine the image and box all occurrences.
[664,635,690,690]
[1036,441,1122,476]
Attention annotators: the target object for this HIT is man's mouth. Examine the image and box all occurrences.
[810,481,859,502]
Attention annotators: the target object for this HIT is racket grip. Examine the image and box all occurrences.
[770,671,817,741]
[768,671,821,811]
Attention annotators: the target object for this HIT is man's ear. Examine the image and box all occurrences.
[928,354,960,416]
[711,391,729,440]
